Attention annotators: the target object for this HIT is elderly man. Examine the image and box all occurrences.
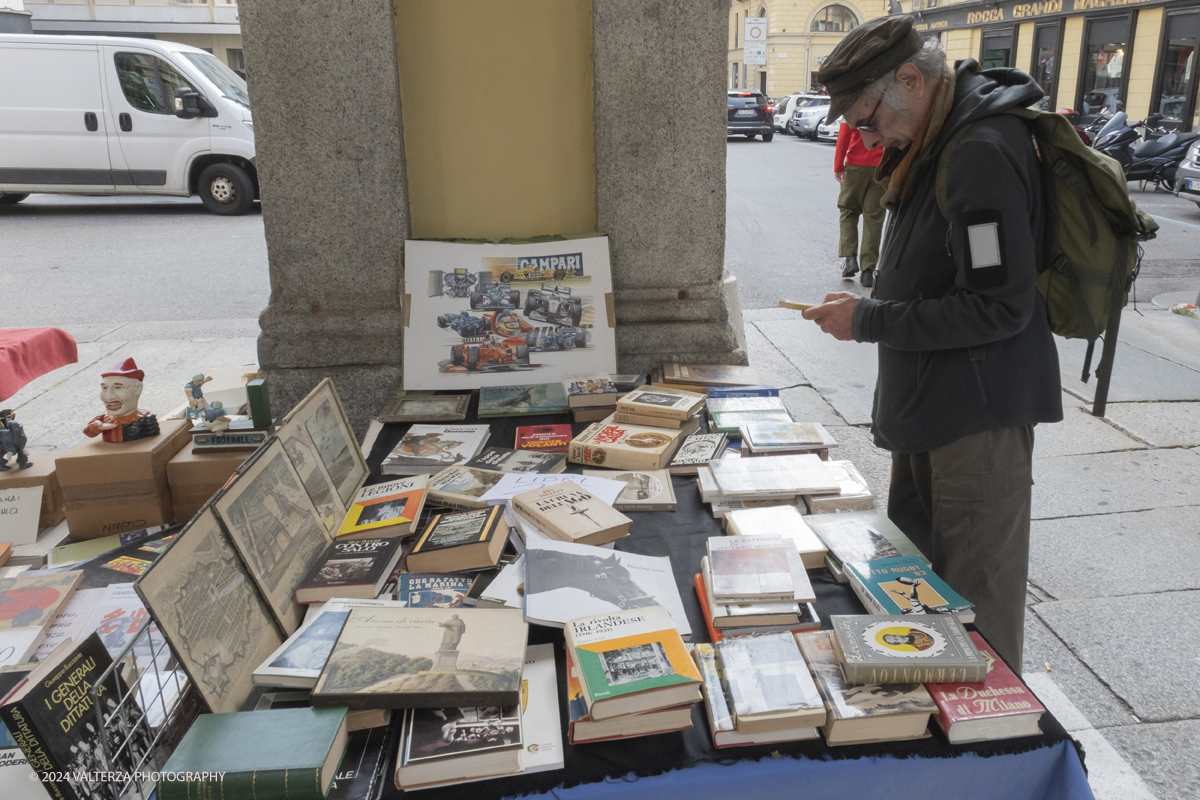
[803,16,1062,670]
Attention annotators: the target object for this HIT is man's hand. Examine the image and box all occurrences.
[802,292,860,341]
[834,171,845,184]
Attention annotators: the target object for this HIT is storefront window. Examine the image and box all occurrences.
[981,30,1013,70]
[1079,17,1129,123]
[1032,24,1059,110]
[1153,10,1199,129]
[811,6,859,33]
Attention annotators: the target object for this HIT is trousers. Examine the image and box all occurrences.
[837,163,886,272]
[886,425,1035,672]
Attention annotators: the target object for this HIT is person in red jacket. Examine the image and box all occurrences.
[834,121,885,287]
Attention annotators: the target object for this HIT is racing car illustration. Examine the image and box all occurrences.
[427,268,481,299]
[437,311,531,372]
[523,284,584,327]
[524,325,590,351]
[469,279,521,311]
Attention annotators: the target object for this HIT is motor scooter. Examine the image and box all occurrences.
[1092,112,1200,191]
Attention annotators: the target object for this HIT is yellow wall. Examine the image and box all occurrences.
[1016,22,1035,75]
[1126,8,1162,121]
[1056,16,1085,110]
[943,27,977,63]
[395,0,596,240]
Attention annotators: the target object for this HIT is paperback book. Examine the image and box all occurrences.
[479,472,626,508]
[724,504,827,569]
[395,573,473,607]
[927,632,1045,744]
[511,481,632,547]
[568,415,700,471]
[616,385,706,422]
[804,511,929,583]
[295,537,407,603]
[337,476,429,538]
[514,424,572,454]
[693,643,818,748]
[706,535,814,604]
[846,556,975,623]
[709,453,841,498]
[407,506,509,574]
[830,614,989,685]
[382,424,491,476]
[581,469,677,511]
[741,421,836,452]
[717,631,825,733]
[478,383,569,418]
[667,433,728,476]
[427,465,505,511]
[313,606,527,710]
[466,446,567,474]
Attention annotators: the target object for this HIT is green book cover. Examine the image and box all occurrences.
[564,607,700,704]
[847,556,974,617]
[158,707,348,800]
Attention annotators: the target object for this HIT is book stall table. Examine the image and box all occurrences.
[364,408,1095,800]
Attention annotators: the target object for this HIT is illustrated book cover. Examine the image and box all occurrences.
[523,539,690,638]
[564,645,693,744]
[717,631,825,732]
[395,573,473,608]
[568,415,700,471]
[796,630,935,746]
[581,468,677,512]
[397,704,523,790]
[927,632,1045,744]
[312,606,527,709]
[514,424,572,454]
[563,372,618,403]
[336,476,430,538]
[693,643,818,747]
[724,504,827,569]
[0,569,82,632]
[427,465,505,511]
[706,535,814,603]
[846,555,975,623]
[830,614,989,685]
[565,606,701,720]
[381,424,491,476]
[295,536,407,603]
[615,385,706,422]
[478,383,570,418]
[511,481,632,547]
[466,446,568,474]
[407,506,509,574]
[667,433,728,475]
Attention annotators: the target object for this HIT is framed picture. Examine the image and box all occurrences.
[278,424,345,535]
[377,393,472,423]
[214,440,332,634]
[404,237,618,390]
[134,508,283,714]
[279,378,369,506]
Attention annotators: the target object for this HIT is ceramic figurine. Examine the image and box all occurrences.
[184,373,213,419]
[0,409,33,470]
[199,400,232,433]
[82,358,161,443]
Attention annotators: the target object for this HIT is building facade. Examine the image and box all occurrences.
[728,0,890,96]
[22,0,243,73]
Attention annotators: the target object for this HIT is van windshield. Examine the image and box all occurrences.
[181,52,250,110]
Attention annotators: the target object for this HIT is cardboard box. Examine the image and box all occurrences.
[167,447,249,522]
[0,456,66,528]
[64,490,173,541]
[56,419,191,502]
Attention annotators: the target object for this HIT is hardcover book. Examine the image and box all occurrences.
[478,383,569,418]
[741,421,836,451]
[717,631,825,733]
[667,433,729,476]
[523,539,691,638]
[381,424,491,476]
[296,537,407,603]
[253,598,407,688]
[158,707,349,800]
[395,573,473,607]
[511,481,632,547]
[466,446,568,474]
[407,506,509,574]
[927,632,1045,744]
[1,633,152,800]
[661,362,762,388]
[376,394,471,423]
[396,704,523,790]
[796,630,935,746]
[709,453,841,498]
[724,504,828,569]
[565,606,701,720]
[514,424,573,454]
[616,385,706,422]
[804,511,929,582]
[336,476,430,538]
[693,572,819,643]
[802,460,875,513]
[312,606,527,709]
[830,614,989,685]
[568,415,700,471]
[581,469,677,511]
[693,643,818,748]
[427,465,505,511]
[846,556,975,623]
[706,535,814,604]
[564,646,693,743]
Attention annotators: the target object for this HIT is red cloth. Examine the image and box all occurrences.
[834,123,883,171]
[0,328,79,402]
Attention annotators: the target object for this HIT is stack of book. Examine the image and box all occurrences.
[697,453,841,518]
[614,385,707,429]
[723,505,828,568]
[804,510,928,583]
[562,373,622,423]
[563,607,701,744]
[844,555,975,623]
[693,556,819,641]
[738,421,837,460]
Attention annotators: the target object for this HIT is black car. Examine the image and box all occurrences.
[727,91,774,141]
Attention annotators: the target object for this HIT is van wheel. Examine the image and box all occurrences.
[0,194,29,205]
[198,163,255,216]
[762,133,774,142]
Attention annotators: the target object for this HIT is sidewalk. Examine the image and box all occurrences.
[746,302,1200,800]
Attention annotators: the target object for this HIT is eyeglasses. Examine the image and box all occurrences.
[854,95,884,134]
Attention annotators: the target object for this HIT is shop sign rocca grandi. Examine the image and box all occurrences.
[912,0,1155,31]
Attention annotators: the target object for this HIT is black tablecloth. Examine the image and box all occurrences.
[367,403,1084,799]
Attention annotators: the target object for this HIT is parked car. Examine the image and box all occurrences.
[0,33,256,215]
[816,115,843,143]
[772,93,816,132]
[727,91,774,141]
[1172,140,1200,209]
[787,96,832,139]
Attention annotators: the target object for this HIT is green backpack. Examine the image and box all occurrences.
[935,107,1159,416]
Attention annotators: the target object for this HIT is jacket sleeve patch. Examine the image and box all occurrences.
[968,223,1001,268]
[956,209,1007,290]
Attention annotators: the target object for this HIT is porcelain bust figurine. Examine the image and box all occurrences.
[83,358,161,443]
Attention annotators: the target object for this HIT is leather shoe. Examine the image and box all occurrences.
[860,269,874,288]
[841,255,859,278]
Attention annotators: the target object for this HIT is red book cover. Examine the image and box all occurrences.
[515,424,572,454]
[927,632,1046,730]
[694,573,725,643]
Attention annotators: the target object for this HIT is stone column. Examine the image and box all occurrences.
[240,0,409,433]
[593,0,747,374]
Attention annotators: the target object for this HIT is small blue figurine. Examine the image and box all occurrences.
[184,373,213,419]
[199,400,231,433]
[0,409,33,470]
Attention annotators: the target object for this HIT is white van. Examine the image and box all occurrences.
[0,34,256,215]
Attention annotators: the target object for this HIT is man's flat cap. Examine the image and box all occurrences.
[818,15,924,125]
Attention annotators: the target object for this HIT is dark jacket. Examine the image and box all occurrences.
[852,61,1063,454]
